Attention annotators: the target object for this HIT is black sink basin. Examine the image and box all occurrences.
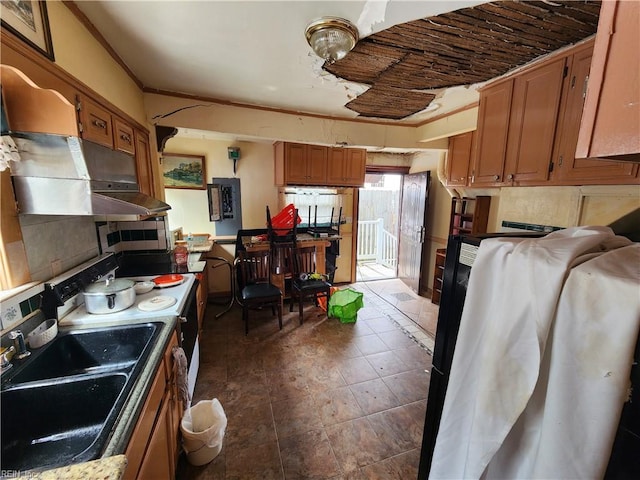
[1,373,128,472]
[0,322,164,472]
[4,322,160,385]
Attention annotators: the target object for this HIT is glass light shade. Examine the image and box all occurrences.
[305,17,359,64]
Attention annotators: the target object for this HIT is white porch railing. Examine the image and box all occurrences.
[357,218,398,268]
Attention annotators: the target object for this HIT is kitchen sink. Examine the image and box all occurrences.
[3,322,161,385]
[1,373,128,472]
[0,321,164,472]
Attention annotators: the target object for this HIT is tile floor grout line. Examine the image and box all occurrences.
[359,281,435,356]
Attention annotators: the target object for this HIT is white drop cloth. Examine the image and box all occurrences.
[430,227,638,480]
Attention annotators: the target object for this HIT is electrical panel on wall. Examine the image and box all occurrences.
[208,177,242,235]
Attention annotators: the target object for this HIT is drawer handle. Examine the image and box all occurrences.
[92,119,107,129]
[120,134,132,143]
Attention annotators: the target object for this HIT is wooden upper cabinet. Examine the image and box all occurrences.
[327,147,366,186]
[471,79,513,187]
[113,117,135,154]
[552,44,638,184]
[472,59,565,187]
[306,145,329,184]
[283,142,308,184]
[78,95,113,148]
[274,142,365,187]
[134,129,155,195]
[504,58,566,185]
[576,0,640,162]
[274,142,328,186]
[446,131,475,186]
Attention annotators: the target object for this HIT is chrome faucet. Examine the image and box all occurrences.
[0,346,16,373]
[8,330,31,360]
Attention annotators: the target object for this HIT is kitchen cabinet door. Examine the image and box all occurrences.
[327,147,366,186]
[279,142,328,185]
[134,129,156,196]
[163,332,181,475]
[446,132,474,186]
[284,143,308,184]
[553,45,638,184]
[576,0,640,161]
[196,267,208,331]
[113,117,135,154]
[307,144,329,184]
[471,79,513,187]
[78,95,113,148]
[136,396,173,480]
[123,362,166,480]
[504,58,565,185]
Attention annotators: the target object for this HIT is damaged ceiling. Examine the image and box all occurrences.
[327,0,601,119]
[73,1,602,127]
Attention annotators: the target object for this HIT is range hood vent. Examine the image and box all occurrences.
[9,132,171,216]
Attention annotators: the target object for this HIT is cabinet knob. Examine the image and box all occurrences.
[507,173,514,181]
[493,175,500,181]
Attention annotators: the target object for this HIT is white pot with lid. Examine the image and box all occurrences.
[83,278,136,314]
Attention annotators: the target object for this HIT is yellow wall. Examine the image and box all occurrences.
[46,2,146,125]
[161,136,279,236]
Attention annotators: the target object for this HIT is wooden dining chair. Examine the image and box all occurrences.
[266,206,298,306]
[290,245,332,324]
[235,249,283,335]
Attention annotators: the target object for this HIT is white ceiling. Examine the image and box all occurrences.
[75,0,489,126]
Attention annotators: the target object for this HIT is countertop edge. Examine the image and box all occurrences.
[102,315,177,457]
[16,454,127,480]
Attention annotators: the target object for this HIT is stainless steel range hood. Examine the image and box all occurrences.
[9,132,171,216]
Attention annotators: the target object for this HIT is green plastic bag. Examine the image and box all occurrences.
[328,288,364,323]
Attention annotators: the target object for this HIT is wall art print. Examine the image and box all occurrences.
[1,1,54,60]
[162,153,206,189]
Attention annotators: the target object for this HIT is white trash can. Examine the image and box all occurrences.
[180,398,227,466]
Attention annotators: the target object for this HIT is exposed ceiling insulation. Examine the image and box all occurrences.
[327,0,601,120]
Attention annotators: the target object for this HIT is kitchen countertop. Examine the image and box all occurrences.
[16,455,127,480]
[13,315,177,478]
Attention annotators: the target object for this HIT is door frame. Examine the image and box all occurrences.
[351,165,410,282]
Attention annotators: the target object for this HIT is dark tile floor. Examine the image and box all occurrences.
[177,280,437,480]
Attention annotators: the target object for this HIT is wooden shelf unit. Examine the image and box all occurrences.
[432,196,491,305]
[431,248,447,305]
[449,196,491,236]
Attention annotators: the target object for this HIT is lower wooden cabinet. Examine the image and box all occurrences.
[196,267,208,332]
[136,397,173,479]
[123,331,181,480]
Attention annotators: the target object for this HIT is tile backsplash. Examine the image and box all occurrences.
[97,217,169,254]
[0,282,44,334]
[19,215,100,282]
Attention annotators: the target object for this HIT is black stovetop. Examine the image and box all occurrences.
[115,252,195,277]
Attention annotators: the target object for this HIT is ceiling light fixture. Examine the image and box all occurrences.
[305,17,359,64]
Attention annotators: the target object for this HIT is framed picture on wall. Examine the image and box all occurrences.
[162,153,206,189]
[1,1,54,61]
